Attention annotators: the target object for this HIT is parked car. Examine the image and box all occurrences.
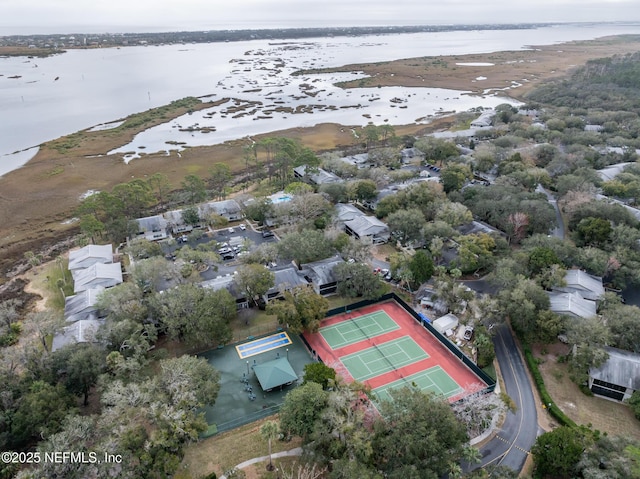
[463,326,474,341]
[228,227,235,234]
[179,235,188,243]
[262,229,274,238]
[239,224,246,231]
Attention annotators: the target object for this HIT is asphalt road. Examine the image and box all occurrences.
[536,184,565,239]
[473,324,541,473]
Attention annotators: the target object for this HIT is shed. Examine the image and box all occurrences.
[254,357,298,391]
[433,313,459,336]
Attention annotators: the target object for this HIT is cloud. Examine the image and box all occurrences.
[0,0,638,35]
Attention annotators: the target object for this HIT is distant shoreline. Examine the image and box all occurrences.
[0,22,556,54]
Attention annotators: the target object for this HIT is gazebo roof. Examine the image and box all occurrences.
[254,357,298,391]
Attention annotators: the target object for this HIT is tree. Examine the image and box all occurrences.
[51,344,106,406]
[320,182,348,203]
[532,426,590,479]
[456,233,496,274]
[440,164,472,193]
[409,250,434,285]
[181,174,207,204]
[371,388,468,478]
[126,238,163,259]
[266,286,328,334]
[260,420,279,471]
[156,355,221,410]
[498,277,549,340]
[290,192,331,222]
[79,214,105,243]
[147,172,172,207]
[415,137,459,166]
[209,162,232,199]
[333,262,385,300]
[303,363,336,390]
[434,201,473,227]
[279,381,329,439]
[10,381,76,447]
[350,179,378,202]
[151,284,234,347]
[386,208,425,245]
[565,316,611,385]
[235,264,275,305]
[574,216,612,247]
[182,205,201,227]
[129,256,182,293]
[277,230,335,265]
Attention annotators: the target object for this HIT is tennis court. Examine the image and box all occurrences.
[340,336,428,381]
[319,310,399,349]
[373,366,463,403]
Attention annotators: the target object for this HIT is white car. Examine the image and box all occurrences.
[228,227,235,234]
[239,224,246,231]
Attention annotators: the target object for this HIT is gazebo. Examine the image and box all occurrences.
[253,357,298,392]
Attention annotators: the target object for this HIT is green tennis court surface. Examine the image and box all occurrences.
[340,336,428,381]
[320,311,399,349]
[373,366,462,402]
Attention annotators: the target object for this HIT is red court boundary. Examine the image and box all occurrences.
[304,301,487,402]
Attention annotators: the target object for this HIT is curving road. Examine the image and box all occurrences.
[469,324,541,473]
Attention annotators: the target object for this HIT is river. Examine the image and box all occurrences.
[1,23,639,175]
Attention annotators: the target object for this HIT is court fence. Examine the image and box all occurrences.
[320,293,496,395]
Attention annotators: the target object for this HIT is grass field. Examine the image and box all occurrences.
[176,415,302,479]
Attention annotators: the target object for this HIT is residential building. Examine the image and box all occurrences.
[64,287,104,323]
[199,199,243,221]
[164,208,194,234]
[73,262,123,293]
[200,275,249,309]
[68,244,113,272]
[264,267,308,302]
[293,165,342,185]
[300,256,345,296]
[337,153,372,169]
[555,269,605,301]
[134,215,169,241]
[589,347,640,401]
[470,110,495,128]
[400,147,425,163]
[547,291,597,319]
[344,215,390,244]
[52,318,104,352]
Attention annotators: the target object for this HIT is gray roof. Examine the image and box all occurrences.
[68,244,113,271]
[73,262,123,293]
[335,203,363,222]
[401,147,425,159]
[135,215,167,233]
[164,209,186,226]
[458,220,502,236]
[433,313,459,335]
[597,162,632,181]
[471,110,495,128]
[254,357,298,391]
[338,153,371,168]
[303,256,344,286]
[555,269,604,301]
[52,318,104,352]
[199,199,242,217]
[266,267,308,298]
[64,287,104,323]
[294,165,342,185]
[590,347,640,391]
[200,274,247,302]
[547,291,597,319]
[345,215,389,238]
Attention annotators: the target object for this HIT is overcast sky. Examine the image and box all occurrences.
[1,0,638,36]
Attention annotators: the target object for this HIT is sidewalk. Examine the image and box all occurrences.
[219,447,303,479]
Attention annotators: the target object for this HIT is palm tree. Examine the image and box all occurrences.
[448,462,463,479]
[462,445,483,465]
[260,420,279,471]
